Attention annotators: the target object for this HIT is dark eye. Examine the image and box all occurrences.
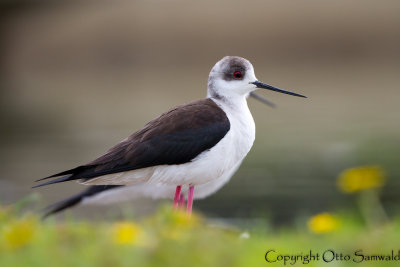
[233,71,243,79]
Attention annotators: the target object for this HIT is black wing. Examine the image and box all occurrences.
[34,98,230,187]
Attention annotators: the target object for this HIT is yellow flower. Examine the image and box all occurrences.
[337,165,386,193]
[111,222,143,245]
[2,216,36,250]
[308,212,339,234]
[111,221,156,248]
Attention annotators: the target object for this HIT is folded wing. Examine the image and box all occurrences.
[34,99,230,187]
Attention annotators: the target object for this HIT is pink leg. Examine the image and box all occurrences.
[173,185,182,209]
[187,185,195,215]
[178,193,185,209]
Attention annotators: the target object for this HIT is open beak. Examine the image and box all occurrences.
[251,81,307,98]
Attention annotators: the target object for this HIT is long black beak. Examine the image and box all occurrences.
[249,92,276,107]
[251,81,307,98]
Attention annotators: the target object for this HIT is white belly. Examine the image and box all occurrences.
[81,160,243,205]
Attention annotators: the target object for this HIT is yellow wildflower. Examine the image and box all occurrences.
[111,222,143,245]
[337,165,385,193]
[308,212,339,234]
[111,221,156,248]
[2,216,36,250]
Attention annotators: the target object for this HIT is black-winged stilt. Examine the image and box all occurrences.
[35,56,306,215]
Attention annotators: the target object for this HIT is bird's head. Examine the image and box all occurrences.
[207,56,306,102]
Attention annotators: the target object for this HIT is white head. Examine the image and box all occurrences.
[207,56,306,103]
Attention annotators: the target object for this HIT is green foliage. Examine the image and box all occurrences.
[1,204,400,267]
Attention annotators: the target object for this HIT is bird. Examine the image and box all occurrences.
[43,94,274,218]
[34,56,306,215]
[43,94,274,217]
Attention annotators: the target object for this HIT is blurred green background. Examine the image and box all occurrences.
[1,0,400,224]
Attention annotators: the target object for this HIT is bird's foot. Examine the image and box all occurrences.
[178,193,185,209]
[173,184,194,215]
[173,185,182,209]
[187,185,194,215]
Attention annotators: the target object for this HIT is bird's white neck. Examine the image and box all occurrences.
[209,93,249,116]
[209,94,256,173]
